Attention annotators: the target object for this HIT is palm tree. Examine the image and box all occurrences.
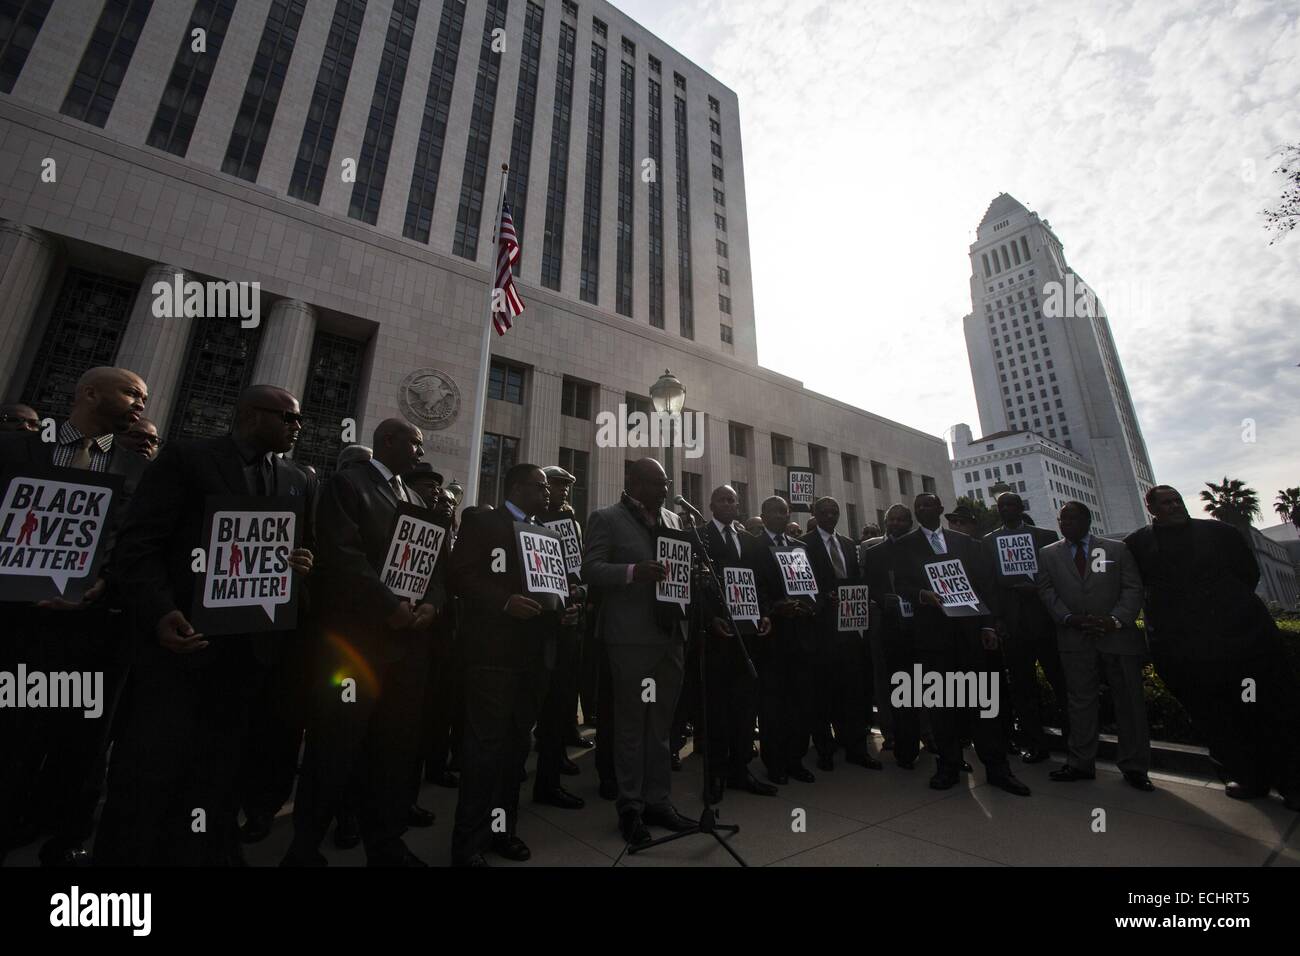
[1200,477,1261,528]
[1274,487,1300,529]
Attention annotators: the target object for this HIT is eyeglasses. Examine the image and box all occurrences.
[0,415,39,427]
[252,406,305,425]
[135,434,162,447]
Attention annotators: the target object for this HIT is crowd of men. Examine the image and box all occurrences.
[1,367,1297,869]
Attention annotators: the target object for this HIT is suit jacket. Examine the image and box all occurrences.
[114,436,315,662]
[0,427,149,605]
[751,530,817,655]
[892,526,995,652]
[699,519,775,623]
[582,498,683,647]
[313,461,441,665]
[800,527,863,641]
[984,522,1059,625]
[1037,535,1146,655]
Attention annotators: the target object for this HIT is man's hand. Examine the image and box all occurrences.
[37,576,106,611]
[632,560,668,583]
[757,616,772,636]
[411,602,436,630]
[561,605,581,626]
[504,594,543,620]
[919,589,942,608]
[386,601,416,630]
[980,627,1000,650]
[711,617,733,638]
[772,599,801,618]
[158,609,208,654]
[288,548,313,574]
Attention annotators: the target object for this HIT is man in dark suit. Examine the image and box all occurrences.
[698,484,776,803]
[583,458,697,846]
[0,367,150,866]
[800,496,882,772]
[0,402,40,432]
[893,493,1030,795]
[1125,486,1300,810]
[985,492,1068,763]
[94,384,314,866]
[860,504,920,766]
[531,465,587,811]
[449,463,574,865]
[282,418,440,866]
[751,495,819,786]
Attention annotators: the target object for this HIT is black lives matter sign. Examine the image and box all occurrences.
[994,532,1038,576]
[541,514,582,577]
[924,558,989,618]
[775,546,818,601]
[656,531,693,616]
[0,467,123,604]
[380,504,447,603]
[837,584,870,631]
[192,496,302,634]
[516,522,568,612]
[723,565,760,634]
[787,467,815,511]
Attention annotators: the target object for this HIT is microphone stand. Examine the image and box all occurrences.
[629,520,752,866]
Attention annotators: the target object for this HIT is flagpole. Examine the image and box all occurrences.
[463,163,510,507]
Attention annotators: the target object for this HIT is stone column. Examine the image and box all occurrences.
[594,385,625,509]
[115,263,191,435]
[524,368,563,466]
[0,221,59,400]
[251,299,317,399]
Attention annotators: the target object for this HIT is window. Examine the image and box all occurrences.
[648,54,660,73]
[60,0,154,127]
[846,503,857,537]
[711,141,723,158]
[592,16,606,37]
[841,453,857,483]
[673,93,693,338]
[452,0,510,257]
[708,95,720,113]
[542,19,578,288]
[289,0,367,204]
[402,0,468,241]
[0,0,53,95]
[149,0,238,156]
[292,331,366,476]
[479,433,520,508]
[560,377,592,419]
[716,239,728,257]
[771,434,791,466]
[709,118,720,134]
[808,444,826,475]
[558,447,589,519]
[673,71,685,91]
[870,460,887,490]
[615,59,635,315]
[714,188,726,206]
[715,213,727,230]
[488,361,525,403]
[718,267,730,285]
[681,471,702,512]
[647,74,664,327]
[728,422,748,457]
[720,324,733,344]
[719,294,731,313]
[348,0,422,224]
[732,480,749,517]
[579,40,606,303]
[168,311,263,441]
[921,475,936,494]
[712,164,724,181]
[898,469,913,497]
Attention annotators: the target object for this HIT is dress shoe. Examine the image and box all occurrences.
[845,752,883,770]
[1123,771,1155,792]
[491,834,531,861]
[1225,781,1269,800]
[333,812,361,850]
[559,755,581,776]
[599,778,619,800]
[767,770,789,786]
[534,786,585,809]
[38,843,90,867]
[727,770,779,796]
[566,734,595,749]
[1049,765,1096,782]
[960,760,974,773]
[706,777,727,804]
[643,806,697,832]
[883,736,895,751]
[619,811,651,846]
[280,847,328,867]
[670,752,682,772]
[1020,748,1051,764]
[786,764,816,783]
[240,811,274,844]
[988,770,1032,796]
[454,853,492,867]
[407,804,436,827]
[929,770,959,790]
[817,752,834,772]
[368,846,428,867]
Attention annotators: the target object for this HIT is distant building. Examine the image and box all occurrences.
[1260,522,1300,609]
[961,193,1154,533]
[948,422,1107,533]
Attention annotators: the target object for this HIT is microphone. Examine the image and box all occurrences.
[673,494,705,522]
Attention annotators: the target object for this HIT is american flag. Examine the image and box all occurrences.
[492,202,525,336]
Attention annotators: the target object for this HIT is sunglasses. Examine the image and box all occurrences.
[253,406,305,425]
[0,415,39,426]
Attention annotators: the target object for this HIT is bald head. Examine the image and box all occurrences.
[69,366,147,438]
[233,384,301,454]
[996,491,1025,527]
[709,484,739,523]
[626,458,669,512]
[373,417,423,474]
[0,403,39,433]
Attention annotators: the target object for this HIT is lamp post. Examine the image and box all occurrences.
[649,369,686,503]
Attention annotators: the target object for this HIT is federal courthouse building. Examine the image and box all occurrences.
[0,0,953,524]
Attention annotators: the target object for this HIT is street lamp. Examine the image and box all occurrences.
[649,369,687,502]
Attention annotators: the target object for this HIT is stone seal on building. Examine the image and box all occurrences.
[399,368,460,430]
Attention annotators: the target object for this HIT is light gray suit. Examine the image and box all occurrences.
[583,500,685,817]
[1038,535,1150,773]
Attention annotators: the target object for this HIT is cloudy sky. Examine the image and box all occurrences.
[614,0,1299,527]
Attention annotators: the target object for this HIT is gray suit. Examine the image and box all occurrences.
[583,500,685,817]
[1038,535,1149,773]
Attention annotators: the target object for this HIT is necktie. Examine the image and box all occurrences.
[775,534,785,547]
[390,475,407,503]
[724,523,740,558]
[258,455,274,496]
[928,530,942,554]
[829,536,846,578]
[68,436,93,470]
[1074,542,1088,577]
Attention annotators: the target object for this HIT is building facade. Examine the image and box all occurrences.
[962,193,1154,533]
[0,0,953,520]
[948,422,1108,534]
